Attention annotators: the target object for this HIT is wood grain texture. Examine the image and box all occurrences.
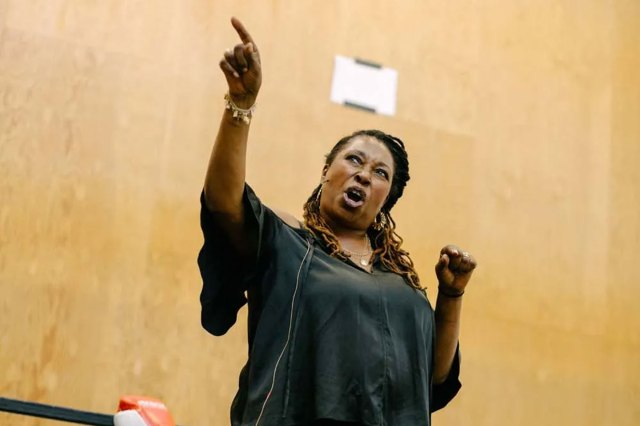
[1,0,638,425]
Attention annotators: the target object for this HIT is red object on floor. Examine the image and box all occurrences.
[115,395,176,426]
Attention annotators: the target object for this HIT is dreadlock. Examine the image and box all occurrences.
[302,130,423,292]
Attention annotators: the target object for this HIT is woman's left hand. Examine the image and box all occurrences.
[435,245,477,295]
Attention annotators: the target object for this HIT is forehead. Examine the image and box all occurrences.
[340,136,394,168]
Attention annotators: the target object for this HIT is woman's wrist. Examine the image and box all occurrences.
[224,93,256,124]
[437,284,464,298]
[228,92,257,109]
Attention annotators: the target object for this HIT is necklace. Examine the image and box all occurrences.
[343,235,373,266]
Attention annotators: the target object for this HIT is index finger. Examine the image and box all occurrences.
[231,17,257,48]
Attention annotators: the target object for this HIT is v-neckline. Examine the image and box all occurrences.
[307,230,376,274]
[345,257,374,274]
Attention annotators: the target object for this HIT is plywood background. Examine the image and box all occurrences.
[1,1,638,425]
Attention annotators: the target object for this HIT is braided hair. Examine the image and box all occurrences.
[302,130,422,291]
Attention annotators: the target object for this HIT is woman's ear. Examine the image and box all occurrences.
[321,165,328,180]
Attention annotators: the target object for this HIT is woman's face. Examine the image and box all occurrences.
[319,136,395,233]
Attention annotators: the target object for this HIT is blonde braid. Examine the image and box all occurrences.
[371,212,422,291]
[302,186,349,262]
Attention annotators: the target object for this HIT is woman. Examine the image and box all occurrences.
[199,17,477,426]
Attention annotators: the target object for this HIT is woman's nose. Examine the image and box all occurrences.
[354,170,371,185]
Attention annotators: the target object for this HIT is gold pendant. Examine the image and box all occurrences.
[360,258,368,266]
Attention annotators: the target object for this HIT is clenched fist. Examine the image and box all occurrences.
[435,245,477,296]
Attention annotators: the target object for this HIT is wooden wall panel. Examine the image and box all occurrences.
[1,0,638,425]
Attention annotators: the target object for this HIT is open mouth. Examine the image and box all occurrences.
[343,187,366,208]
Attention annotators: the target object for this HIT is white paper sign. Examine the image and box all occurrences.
[330,55,398,116]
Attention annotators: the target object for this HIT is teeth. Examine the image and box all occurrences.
[347,188,364,201]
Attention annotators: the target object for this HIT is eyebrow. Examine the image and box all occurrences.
[348,149,391,169]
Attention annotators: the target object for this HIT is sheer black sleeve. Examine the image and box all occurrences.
[431,344,462,412]
[197,185,272,336]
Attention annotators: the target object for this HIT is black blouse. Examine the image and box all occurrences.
[198,186,461,426]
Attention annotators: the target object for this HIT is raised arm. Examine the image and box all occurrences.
[433,245,477,384]
[204,17,262,256]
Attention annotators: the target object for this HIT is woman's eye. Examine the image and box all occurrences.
[375,169,389,179]
[347,155,362,165]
